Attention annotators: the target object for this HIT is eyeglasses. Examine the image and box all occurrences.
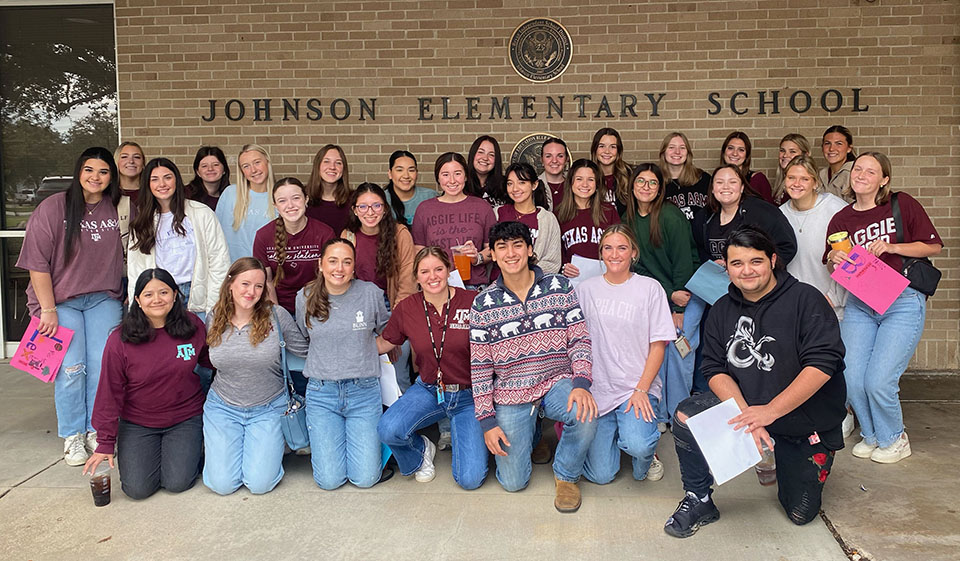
[355,203,385,213]
[635,179,660,188]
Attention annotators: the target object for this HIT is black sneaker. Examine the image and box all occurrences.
[664,491,720,538]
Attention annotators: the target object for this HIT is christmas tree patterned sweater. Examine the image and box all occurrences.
[469,266,593,433]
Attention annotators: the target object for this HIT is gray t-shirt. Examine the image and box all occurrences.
[296,280,388,381]
[207,306,308,407]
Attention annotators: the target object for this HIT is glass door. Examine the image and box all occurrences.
[0,3,118,354]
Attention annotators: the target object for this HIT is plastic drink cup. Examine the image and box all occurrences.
[755,438,776,486]
[828,231,853,254]
[90,463,111,507]
[451,246,472,282]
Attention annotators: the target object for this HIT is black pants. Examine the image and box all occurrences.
[672,392,841,525]
[117,415,203,500]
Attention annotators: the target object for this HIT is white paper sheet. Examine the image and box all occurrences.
[569,255,606,288]
[685,397,763,485]
[447,269,466,289]
[379,355,402,406]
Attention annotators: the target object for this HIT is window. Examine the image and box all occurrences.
[0,3,118,342]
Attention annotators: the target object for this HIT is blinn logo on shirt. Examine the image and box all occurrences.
[176,344,196,361]
[353,310,368,331]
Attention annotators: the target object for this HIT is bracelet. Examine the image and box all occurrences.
[41,307,57,313]
[476,253,484,265]
[634,388,647,393]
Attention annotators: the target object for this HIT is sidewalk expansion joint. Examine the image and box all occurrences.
[820,510,871,561]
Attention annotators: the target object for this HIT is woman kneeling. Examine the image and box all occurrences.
[84,269,207,500]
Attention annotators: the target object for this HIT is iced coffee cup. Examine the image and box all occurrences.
[89,463,111,507]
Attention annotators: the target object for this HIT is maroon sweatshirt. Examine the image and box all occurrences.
[91,314,207,454]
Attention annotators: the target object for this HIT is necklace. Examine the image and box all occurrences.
[85,199,104,215]
[602,273,629,286]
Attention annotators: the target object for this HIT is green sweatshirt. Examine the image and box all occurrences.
[627,203,700,313]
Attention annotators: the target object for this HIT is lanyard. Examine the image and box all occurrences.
[421,288,452,390]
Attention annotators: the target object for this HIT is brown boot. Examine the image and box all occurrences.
[531,439,553,465]
[554,477,582,513]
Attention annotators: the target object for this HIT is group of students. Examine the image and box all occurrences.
[17,124,941,536]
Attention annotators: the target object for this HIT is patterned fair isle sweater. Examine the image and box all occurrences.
[469,266,593,433]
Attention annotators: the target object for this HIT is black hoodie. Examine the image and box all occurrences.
[701,269,846,437]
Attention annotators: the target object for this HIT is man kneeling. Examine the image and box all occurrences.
[664,225,846,538]
[470,221,598,512]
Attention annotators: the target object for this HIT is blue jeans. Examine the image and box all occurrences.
[202,390,287,495]
[492,377,598,491]
[584,395,662,484]
[841,287,926,448]
[378,380,488,489]
[55,292,123,437]
[305,377,382,490]
[657,295,705,421]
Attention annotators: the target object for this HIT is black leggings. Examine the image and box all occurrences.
[672,392,841,525]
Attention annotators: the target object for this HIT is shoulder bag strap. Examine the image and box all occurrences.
[890,192,905,244]
[272,308,295,401]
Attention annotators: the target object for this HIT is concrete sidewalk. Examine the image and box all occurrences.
[0,365,955,561]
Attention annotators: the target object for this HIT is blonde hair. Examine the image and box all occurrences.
[658,132,703,187]
[773,134,812,202]
[234,144,276,231]
[598,224,640,265]
[782,154,823,195]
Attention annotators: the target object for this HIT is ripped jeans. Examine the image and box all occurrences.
[672,392,841,525]
[54,292,123,437]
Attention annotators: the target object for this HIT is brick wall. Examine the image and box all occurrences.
[115,0,959,370]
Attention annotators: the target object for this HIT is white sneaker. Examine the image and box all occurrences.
[841,412,855,438]
[871,433,912,464]
[852,439,878,459]
[295,446,312,456]
[63,434,88,466]
[657,422,668,434]
[646,454,665,481]
[415,436,437,483]
[84,432,99,454]
[437,431,451,451]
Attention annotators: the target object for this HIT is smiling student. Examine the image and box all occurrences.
[663,225,846,537]
[470,221,598,512]
[84,268,208,500]
[538,137,570,211]
[115,141,146,205]
[819,126,856,199]
[383,150,436,226]
[660,132,712,223]
[825,152,942,464]
[186,146,232,211]
[590,128,631,213]
[719,131,773,203]
[305,144,352,234]
[577,225,675,486]
[465,136,507,204]
[376,247,488,488]
[411,152,497,289]
[17,147,125,466]
[772,134,813,204]
[215,144,276,262]
[496,162,562,274]
[128,158,230,320]
[253,178,334,315]
[555,159,621,279]
[297,238,389,490]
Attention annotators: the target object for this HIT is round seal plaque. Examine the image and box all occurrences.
[511,133,554,175]
[509,18,572,83]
